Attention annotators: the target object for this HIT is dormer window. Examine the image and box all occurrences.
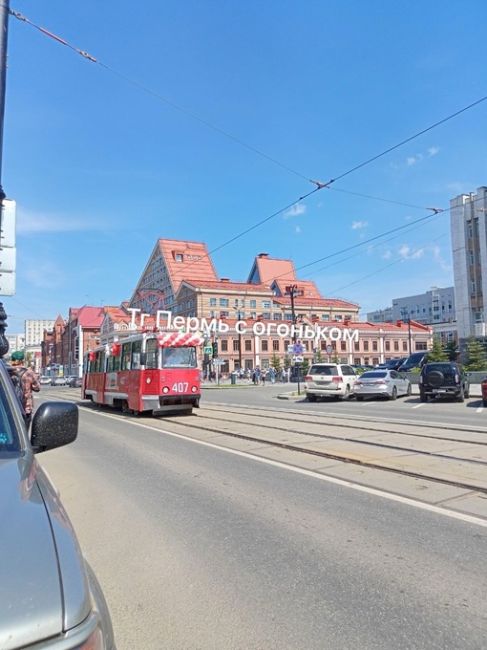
[173,252,184,262]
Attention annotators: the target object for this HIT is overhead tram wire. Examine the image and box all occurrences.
[10,8,487,273]
[10,9,487,201]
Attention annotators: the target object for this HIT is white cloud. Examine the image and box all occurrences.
[382,250,392,260]
[427,146,440,157]
[283,202,306,219]
[402,146,439,167]
[17,206,113,234]
[398,244,424,260]
[295,225,302,234]
[351,220,368,230]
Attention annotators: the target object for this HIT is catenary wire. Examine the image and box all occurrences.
[10,8,487,289]
[10,7,487,204]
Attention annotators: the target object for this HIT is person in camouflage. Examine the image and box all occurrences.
[10,351,40,424]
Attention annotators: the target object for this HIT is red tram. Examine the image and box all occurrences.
[82,330,203,415]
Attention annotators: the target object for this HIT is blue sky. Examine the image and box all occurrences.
[4,0,487,332]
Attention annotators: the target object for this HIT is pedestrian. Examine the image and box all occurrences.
[9,351,40,426]
[261,369,266,386]
[269,367,276,384]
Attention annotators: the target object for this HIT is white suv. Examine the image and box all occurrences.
[304,363,357,401]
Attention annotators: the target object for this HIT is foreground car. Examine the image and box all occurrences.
[0,361,115,650]
[482,377,487,407]
[353,369,411,400]
[419,362,469,402]
[305,363,357,401]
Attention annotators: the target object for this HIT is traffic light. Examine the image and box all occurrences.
[212,341,218,358]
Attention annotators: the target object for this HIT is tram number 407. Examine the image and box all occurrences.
[172,382,189,393]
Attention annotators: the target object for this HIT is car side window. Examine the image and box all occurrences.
[390,371,398,379]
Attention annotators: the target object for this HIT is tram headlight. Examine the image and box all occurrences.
[191,386,198,393]
[146,377,151,384]
[162,386,170,394]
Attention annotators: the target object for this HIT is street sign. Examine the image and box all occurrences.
[287,344,294,354]
[294,355,304,363]
[203,346,213,355]
[326,344,333,354]
[213,359,225,366]
[293,343,304,354]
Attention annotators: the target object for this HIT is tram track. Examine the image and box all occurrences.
[43,390,487,496]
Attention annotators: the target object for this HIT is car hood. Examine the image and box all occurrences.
[0,456,63,650]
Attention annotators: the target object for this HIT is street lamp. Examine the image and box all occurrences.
[285,284,302,395]
[234,300,243,370]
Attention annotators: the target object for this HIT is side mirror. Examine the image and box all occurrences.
[30,401,78,453]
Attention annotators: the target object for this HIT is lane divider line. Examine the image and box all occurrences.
[81,407,487,529]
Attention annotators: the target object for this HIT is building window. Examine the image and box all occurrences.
[322,314,330,321]
[394,341,399,351]
[321,341,327,350]
[285,313,293,320]
[354,341,359,351]
[262,301,271,309]
[250,300,256,308]
[385,341,390,351]
[261,340,268,352]
[273,313,282,320]
[273,340,280,351]
[416,341,427,351]
[372,341,378,351]
[250,312,257,319]
[403,341,408,351]
[364,341,369,351]
[245,340,252,351]
[220,298,229,307]
[233,339,240,352]
[174,253,183,262]
[220,311,229,318]
[341,341,346,351]
[335,315,342,321]
[261,312,271,320]
[209,298,217,307]
[221,340,228,352]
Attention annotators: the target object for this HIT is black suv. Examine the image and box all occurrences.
[419,362,469,402]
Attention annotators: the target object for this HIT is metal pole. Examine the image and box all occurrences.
[0,0,10,358]
[408,318,412,355]
[288,284,300,396]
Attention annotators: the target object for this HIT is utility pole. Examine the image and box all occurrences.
[401,308,412,355]
[0,0,10,358]
[234,301,242,370]
[286,284,301,395]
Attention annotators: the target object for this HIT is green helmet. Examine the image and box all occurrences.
[11,350,25,361]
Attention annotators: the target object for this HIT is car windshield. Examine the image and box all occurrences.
[309,365,338,376]
[0,382,21,455]
[160,347,197,368]
[360,371,387,379]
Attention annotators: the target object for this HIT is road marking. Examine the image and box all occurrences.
[412,403,424,409]
[476,407,483,414]
[87,408,487,529]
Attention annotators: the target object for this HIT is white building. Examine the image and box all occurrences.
[25,319,55,347]
[6,333,25,355]
[450,186,487,340]
[367,287,455,326]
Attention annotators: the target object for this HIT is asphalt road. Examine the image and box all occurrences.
[202,383,487,429]
[39,396,487,649]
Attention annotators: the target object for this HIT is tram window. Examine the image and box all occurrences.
[122,343,132,370]
[107,354,114,372]
[161,346,197,368]
[132,339,142,370]
[113,349,121,372]
[146,338,157,369]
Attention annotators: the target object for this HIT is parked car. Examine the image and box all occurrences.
[398,352,428,372]
[376,358,407,371]
[481,377,487,407]
[40,375,52,385]
[304,363,357,401]
[353,369,412,400]
[51,376,68,386]
[419,362,469,402]
[66,375,82,388]
[0,360,115,650]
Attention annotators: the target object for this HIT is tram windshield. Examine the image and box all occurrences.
[160,346,197,368]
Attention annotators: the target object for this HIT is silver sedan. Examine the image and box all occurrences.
[353,369,411,400]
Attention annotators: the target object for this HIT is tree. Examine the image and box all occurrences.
[270,353,281,372]
[444,339,459,362]
[300,358,310,375]
[427,337,447,362]
[465,337,487,371]
[283,354,291,370]
[314,349,323,363]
